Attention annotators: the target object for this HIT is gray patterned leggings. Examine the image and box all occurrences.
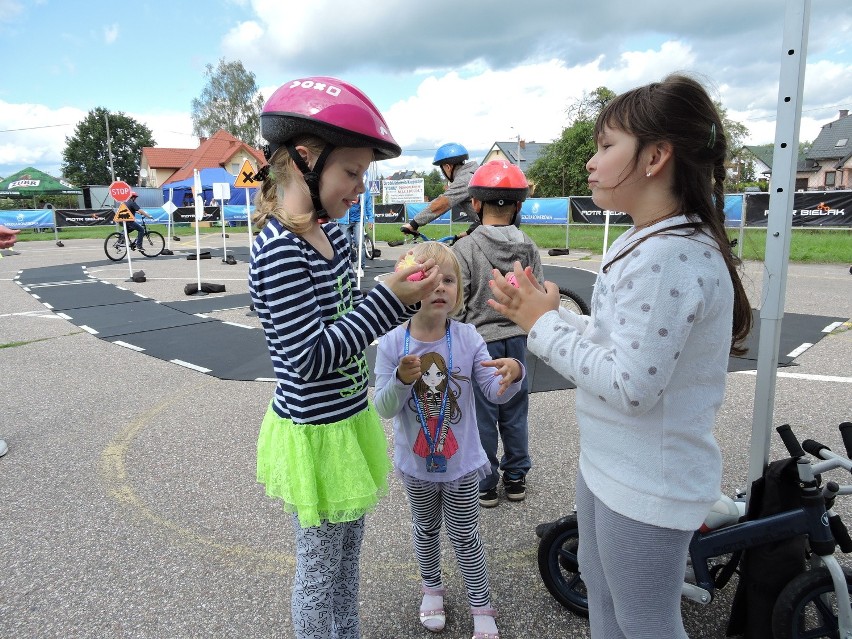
[576,471,692,639]
[291,515,365,639]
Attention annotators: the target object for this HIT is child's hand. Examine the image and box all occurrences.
[394,252,424,281]
[482,357,522,396]
[396,354,421,385]
[385,257,439,305]
[488,262,559,333]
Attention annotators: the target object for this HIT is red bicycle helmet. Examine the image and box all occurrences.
[468,160,529,204]
[261,77,401,160]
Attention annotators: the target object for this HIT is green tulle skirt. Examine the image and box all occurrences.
[256,402,393,528]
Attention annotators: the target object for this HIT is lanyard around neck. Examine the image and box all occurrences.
[403,321,453,454]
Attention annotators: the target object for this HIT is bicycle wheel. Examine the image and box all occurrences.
[104,232,127,261]
[139,231,165,257]
[558,287,590,315]
[537,514,589,616]
[363,234,375,260]
[771,566,852,639]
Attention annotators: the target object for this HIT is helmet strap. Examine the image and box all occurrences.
[285,142,334,217]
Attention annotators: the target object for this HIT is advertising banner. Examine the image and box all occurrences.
[519,198,570,225]
[383,179,425,204]
[55,208,114,226]
[744,190,852,227]
[374,203,405,224]
[171,206,221,223]
[569,197,632,225]
[0,209,55,229]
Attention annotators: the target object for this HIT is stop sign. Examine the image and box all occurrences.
[109,180,132,202]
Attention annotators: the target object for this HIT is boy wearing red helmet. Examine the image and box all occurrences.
[124,192,153,250]
[452,161,542,507]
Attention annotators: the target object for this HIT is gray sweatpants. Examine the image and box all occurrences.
[291,515,365,639]
[576,471,692,638]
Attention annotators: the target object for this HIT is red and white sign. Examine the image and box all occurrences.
[109,180,132,202]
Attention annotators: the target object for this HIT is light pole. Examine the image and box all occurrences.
[510,126,522,167]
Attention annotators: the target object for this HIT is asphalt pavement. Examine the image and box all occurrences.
[1,234,850,639]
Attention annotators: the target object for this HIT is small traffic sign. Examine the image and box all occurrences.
[161,200,177,215]
[113,203,135,222]
[234,159,257,188]
[109,180,132,202]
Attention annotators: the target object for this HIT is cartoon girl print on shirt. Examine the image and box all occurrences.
[408,351,469,460]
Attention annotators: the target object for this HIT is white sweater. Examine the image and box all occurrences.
[528,216,734,530]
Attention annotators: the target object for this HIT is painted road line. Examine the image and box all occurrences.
[823,321,845,332]
[113,341,145,352]
[80,325,99,335]
[222,321,254,329]
[787,343,814,358]
[735,370,852,383]
[254,377,277,382]
[170,359,212,374]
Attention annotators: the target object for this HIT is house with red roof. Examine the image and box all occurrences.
[139,129,265,188]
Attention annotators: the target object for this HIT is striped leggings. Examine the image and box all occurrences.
[576,471,692,638]
[403,473,491,608]
[291,515,365,639]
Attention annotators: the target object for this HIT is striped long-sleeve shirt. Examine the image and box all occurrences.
[249,218,417,424]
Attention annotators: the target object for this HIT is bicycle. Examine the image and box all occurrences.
[349,230,375,263]
[389,228,590,315]
[104,219,165,261]
[536,422,852,638]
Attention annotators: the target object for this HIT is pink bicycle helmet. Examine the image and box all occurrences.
[468,160,529,204]
[261,77,401,160]
[260,77,400,215]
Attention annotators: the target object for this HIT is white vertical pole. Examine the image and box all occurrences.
[602,210,611,255]
[748,0,810,486]
[220,199,228,258]
[245,188,253,256]
[122,221,133,278]
[738,194,746,260]
[565,197,571,249]
[193,170,204,292]
[167,188,174,251]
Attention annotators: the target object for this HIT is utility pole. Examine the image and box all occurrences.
[104,112,116,183]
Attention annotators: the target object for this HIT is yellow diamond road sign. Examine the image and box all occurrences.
[234,159,257,188]
[113,203,135,222]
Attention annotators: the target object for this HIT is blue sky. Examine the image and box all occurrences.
[1,0,850,181]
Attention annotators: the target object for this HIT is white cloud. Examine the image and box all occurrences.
[103,23,119,45]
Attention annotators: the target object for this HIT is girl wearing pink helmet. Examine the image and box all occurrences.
[249,76,440,639]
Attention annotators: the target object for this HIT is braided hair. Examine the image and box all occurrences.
[596,73,752,356]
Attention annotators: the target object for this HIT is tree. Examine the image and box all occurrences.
[527,87,615,197]
[423,168,445,201]
[62,107,155,186]
[191,58,264,145]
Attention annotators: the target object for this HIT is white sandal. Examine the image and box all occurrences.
[419,584,447,632]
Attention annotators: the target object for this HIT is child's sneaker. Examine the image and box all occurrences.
[503,476,526,502]
[479,488,499,508]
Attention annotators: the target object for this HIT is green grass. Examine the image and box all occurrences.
[373,224,850,264]
[11,222,851,263]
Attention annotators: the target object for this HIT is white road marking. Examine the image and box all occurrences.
[170,359,212,373]
[80,325,99,335]
[787,343,813,358]
[735,370,852,383]
[222,321,254,329]
[113,341,145,352]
